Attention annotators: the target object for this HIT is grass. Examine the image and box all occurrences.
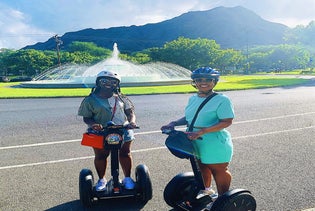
[0,75,308,98]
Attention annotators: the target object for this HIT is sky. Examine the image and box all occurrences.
[1,0,315,50]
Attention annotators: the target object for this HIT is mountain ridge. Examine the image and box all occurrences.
[23,6,288,52]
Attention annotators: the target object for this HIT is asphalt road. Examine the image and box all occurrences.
[0,81,315,211]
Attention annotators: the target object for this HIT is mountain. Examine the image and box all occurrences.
[23,6,288,52]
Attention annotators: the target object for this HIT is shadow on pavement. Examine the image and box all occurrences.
[46,198,147,211]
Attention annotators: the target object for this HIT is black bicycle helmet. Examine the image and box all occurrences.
[191,67,220,82]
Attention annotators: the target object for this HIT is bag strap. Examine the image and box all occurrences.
[110,96,118,121]
[188,93,218,132]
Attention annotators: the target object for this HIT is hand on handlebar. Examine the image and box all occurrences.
[160,122,175,132]
[91,123,103,131]
[126,122,139,129]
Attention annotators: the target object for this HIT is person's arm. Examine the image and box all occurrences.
[198,118,233,134]
[83,117,103,130]
[124,108,137,127]
[161,117,187,130]
[169,117,187,127]
[187,118,233,140]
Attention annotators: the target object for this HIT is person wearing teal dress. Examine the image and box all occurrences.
[161,67,234,199]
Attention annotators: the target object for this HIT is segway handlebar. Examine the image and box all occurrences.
[88,121,139,135]
[161,129,202,140]
[161,129,173,135]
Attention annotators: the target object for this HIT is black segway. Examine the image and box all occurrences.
[162,129,256,211]
[79,121,152,208]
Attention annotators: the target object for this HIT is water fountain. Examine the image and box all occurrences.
[21,43,192,88]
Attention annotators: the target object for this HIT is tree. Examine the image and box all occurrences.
[284,21,315,48]
[68,41,111,57]
[148,37,221,70]
[63,51,95,64]
[1,38,314,78]
[5,50,52,76]
[120,52,151,64]
[0,49,15,76]
[215,49,244,74]
[247,44,311,72]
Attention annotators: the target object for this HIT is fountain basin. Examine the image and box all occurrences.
[21,43,192,88]
[20,79,191,88]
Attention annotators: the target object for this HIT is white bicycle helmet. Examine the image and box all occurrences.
[96,70,121,83]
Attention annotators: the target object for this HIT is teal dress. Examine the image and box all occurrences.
[185,93,234,164]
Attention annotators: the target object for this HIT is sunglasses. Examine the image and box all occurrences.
[194,78,215,83]
[99,78,119,85]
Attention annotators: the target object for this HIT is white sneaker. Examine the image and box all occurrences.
[95,178,107,191]
[196,188,216,199]
[205,202,214,210]
[122,177,135,189]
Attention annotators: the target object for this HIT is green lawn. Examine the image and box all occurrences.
[0,75,308,98]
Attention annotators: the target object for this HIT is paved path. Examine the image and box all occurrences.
[0,83,314,210]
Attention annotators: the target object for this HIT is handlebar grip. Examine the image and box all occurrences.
[162,129,172,134]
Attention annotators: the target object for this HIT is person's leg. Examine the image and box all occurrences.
[93,148,110,191]
[119,141,135,189]
[119,141,132,177]
[209,163,231,195]
[93,148,110,179]
[196,161,216,199]
[198,161,212,188]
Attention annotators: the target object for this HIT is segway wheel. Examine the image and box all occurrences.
[79,168,95,207]
[210,189,256,211]
[135,164,153,203]
[163,172,196,208]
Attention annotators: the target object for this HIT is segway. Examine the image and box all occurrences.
[79,121,152,208]
[162,129,256,211]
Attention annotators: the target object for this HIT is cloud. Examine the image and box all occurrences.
[230,0,315,27]
[1,0,211,49]
[0,2,53,49]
